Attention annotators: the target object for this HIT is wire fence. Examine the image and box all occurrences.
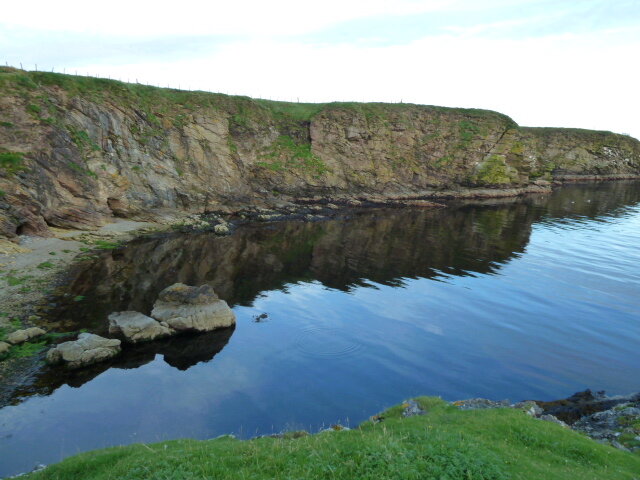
[2,61,404,105]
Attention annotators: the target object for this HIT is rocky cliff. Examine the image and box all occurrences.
[1,67,639,239]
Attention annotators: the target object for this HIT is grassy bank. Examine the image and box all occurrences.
[24,397,639,480]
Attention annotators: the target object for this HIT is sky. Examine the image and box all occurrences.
[1,0,639,138]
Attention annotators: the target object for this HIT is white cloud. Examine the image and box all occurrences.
[1,0,452,36]
[2,1,639,138]
[71,25,640,138]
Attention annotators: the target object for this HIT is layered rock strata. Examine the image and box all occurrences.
[0,68,638,239]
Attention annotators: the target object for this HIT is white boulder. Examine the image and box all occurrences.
[108,311,173,343]
[46,333,121,368]
[151,283,235,332]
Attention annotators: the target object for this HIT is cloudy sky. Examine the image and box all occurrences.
[2,0,639,138]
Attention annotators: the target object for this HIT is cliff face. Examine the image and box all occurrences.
[1,68,639,238]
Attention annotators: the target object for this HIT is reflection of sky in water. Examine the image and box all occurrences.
[1,185,639,476]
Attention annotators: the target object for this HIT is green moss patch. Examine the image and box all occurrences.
[0,151,27,174]
[475,155,519,185]
[257,135,329,178]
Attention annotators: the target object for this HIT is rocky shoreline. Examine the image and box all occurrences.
[448,390,640,453]
[308,389,640,454]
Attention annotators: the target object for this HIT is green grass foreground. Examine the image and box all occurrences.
[25,398,640,480]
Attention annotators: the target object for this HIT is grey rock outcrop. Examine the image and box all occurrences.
[573,403,640,451]
[45,333,121,368]
[513,401,543,417]
[0,341,10,355]
[151,283,235,332]
[539,414,569,427]
[6,327,46,345]
[108,311,173,343]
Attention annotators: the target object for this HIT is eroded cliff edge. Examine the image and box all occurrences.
[1,67,639,239]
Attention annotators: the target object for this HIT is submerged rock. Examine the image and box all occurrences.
[0,341,10,355]
[151,283,235,332]
[45,333,121,368]
[108,311,173,343]
[6,327,46,345]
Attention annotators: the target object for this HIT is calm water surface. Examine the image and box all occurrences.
[1,182,639,476]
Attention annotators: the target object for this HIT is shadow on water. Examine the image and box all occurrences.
[6,181,640,407]
[49,203,536,330]
[7,327,234,405]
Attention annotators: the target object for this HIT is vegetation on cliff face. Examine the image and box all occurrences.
[23,397,640,480]
[0,67,639,239]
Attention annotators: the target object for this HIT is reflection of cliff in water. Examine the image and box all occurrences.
[7,327,234,405]
[49,180,640,335]
[51,207,533,334]
[7,181,640,407]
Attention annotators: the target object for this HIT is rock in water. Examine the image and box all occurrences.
[46,333,121,368]
[158,283,219,304]
[6,327,46,345]
[108,311,174,343]
[0,341,11,355]
[151,283,235,332]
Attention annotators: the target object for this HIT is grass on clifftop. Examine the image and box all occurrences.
[24,397,640,480]
[0,67,520,128]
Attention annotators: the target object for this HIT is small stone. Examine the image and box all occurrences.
[6,327,46,345]
[214,223,230,235]
[402,399,425,418]
[539,414,569,427]
[0,341,11,355]
[611,440,630,451]
[513,401,543,417]
[320,424,350,433]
